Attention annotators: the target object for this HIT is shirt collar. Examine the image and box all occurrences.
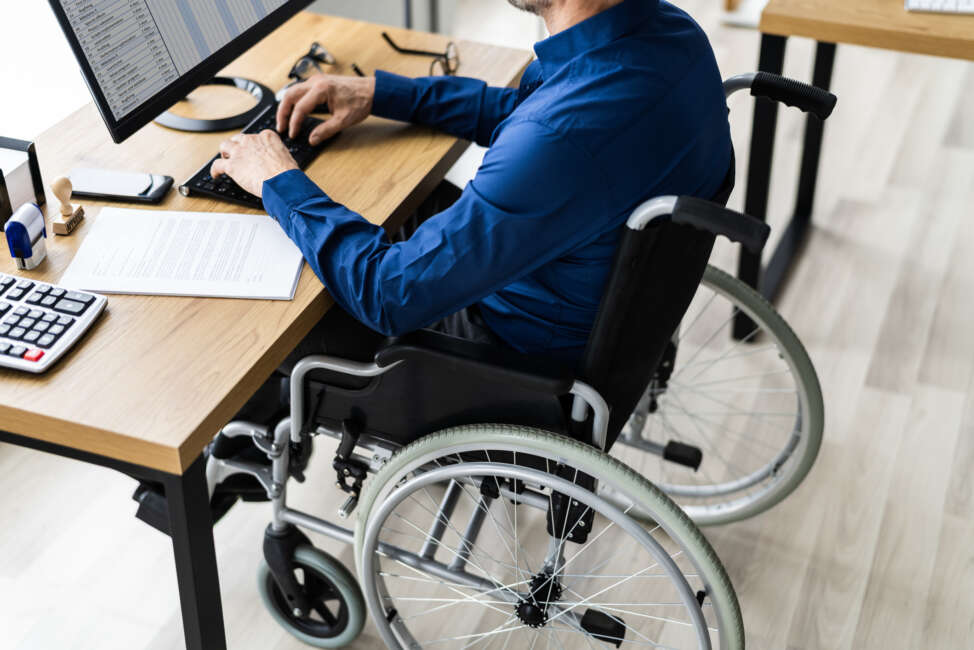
[534,0,659,79]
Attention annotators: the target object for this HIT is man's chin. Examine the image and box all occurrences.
[507,0,550,15]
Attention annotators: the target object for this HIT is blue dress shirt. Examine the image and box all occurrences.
[263,0,732,361]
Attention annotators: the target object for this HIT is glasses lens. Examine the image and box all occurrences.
[309,42,336,65]
[445,42,459,73]
[430,58,446,76]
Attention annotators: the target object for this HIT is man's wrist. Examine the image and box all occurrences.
[372,70,420,122]
[262,169,326,222]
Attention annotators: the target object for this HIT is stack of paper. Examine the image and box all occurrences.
[59,208,305,300]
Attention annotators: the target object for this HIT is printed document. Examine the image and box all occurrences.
[59,208,305,300]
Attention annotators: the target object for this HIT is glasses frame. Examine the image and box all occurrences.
[288,41,337,81]
[381,32,459,76]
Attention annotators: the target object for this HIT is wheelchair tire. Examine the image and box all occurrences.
[257,545,366,648]
[354,424,744,650]
[610,264,824,526]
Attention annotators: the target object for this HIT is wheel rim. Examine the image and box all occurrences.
[611,266,822,524]
[265,558,350,638]
[356,431,742,649]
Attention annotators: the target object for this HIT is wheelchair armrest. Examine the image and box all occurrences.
[374,330,576,395]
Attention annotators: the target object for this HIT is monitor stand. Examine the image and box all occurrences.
[154,76,275,133]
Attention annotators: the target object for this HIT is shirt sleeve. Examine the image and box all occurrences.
[371,70,518,147]
[262,119,609,337]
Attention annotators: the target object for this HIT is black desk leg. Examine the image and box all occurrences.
[761,41,836,301]
[735,33,787,339]
[165,455,227,650]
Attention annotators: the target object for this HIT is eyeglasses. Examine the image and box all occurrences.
[288,42,337,81]
[382,32,459,76]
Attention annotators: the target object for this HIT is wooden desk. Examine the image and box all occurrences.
[0,12,530,650]
[736,0,974,306]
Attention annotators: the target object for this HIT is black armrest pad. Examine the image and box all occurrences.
[374,330,575,395]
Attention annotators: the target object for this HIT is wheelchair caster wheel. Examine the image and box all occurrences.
[258,545,365,648]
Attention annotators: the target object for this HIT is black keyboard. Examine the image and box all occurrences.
[179,104,335,209]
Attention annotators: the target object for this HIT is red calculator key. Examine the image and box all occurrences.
[23,348,44,362]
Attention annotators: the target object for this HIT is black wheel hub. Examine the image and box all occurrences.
[515,571,563,628]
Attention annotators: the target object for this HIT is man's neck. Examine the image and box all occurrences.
[541,0,625,35]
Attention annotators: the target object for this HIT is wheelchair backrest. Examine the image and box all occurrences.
[576,156,736,449]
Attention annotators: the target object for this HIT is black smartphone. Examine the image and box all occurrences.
[69,168,173,204]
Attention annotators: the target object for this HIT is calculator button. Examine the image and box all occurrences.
[0,277,14,287]
[34,321,49,333]
[64,291,95,304]
[56,315,75,327]
[41,296,57,307]
[22,348,43,362]
[48,287,65,298]
[0,325,9,337]
[7,289,26,301]
[28,310,42,319]
[0,302,9,314]
[37,334,55,348]
[14,307,28,316]
[25,293,44,304]
[34,284,50,294]
[9,327,25,339]
[23,331,40,343]
[14,280,34,291]
[48,324,66,336]
[8,345,26,357]
[19,318,35,329]
[41,312,57,322]
[3,316,19,327]
[53,299,87,315]
[0,343,9,354]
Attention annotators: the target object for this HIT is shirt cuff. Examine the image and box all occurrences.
[262,169,327,222]
[372,70,418,122]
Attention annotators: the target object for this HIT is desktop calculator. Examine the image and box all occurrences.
[0,273,107,373]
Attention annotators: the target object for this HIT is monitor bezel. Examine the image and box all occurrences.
[47,0,315,144]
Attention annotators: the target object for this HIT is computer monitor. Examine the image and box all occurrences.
[48,0,315,144]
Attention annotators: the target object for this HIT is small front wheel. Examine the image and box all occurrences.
[258,545,366,648]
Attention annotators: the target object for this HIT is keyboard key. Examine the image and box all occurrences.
[41,312,57,322]
[64,291,95,305]
[23,331,40,343]
[56,316,75,327]
[41,295,57,307]
[8,345,26,358]
[34,321,49,333]
[22,348,43,362]
[19,318,35,329]
[37,334,55,348]
[48,324,66,336]
[48,287,65,298]
[54,299,88,315]
[9,327,25,339]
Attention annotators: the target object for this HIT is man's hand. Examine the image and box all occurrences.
[210,130,299,197]
[277,74,376,145]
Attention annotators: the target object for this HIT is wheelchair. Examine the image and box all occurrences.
[198,72,835,649]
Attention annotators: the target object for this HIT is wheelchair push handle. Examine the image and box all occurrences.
[626,196,771,253]
[724,72,837,121]
[672,197,770,253]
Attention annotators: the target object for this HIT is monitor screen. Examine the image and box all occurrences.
[49,0,314,143]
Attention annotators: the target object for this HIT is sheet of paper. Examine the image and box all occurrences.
[59,208,305,300]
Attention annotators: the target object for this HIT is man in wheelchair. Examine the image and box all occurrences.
[132,0,789,647]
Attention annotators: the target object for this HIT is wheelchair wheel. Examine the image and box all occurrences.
[610,264,824,526]
[354,425,744,649]
[257,545,366,648]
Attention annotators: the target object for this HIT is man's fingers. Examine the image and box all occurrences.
[290,89,324,139]
[308,115,344,146]
[276,83,308,133]
[218,138,239,159]
[210,157,229,178]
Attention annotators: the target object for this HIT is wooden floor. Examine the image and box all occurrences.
[2,1,974,648]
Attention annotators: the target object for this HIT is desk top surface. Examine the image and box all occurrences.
[761,0,974,60]
[0,12,532,474]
